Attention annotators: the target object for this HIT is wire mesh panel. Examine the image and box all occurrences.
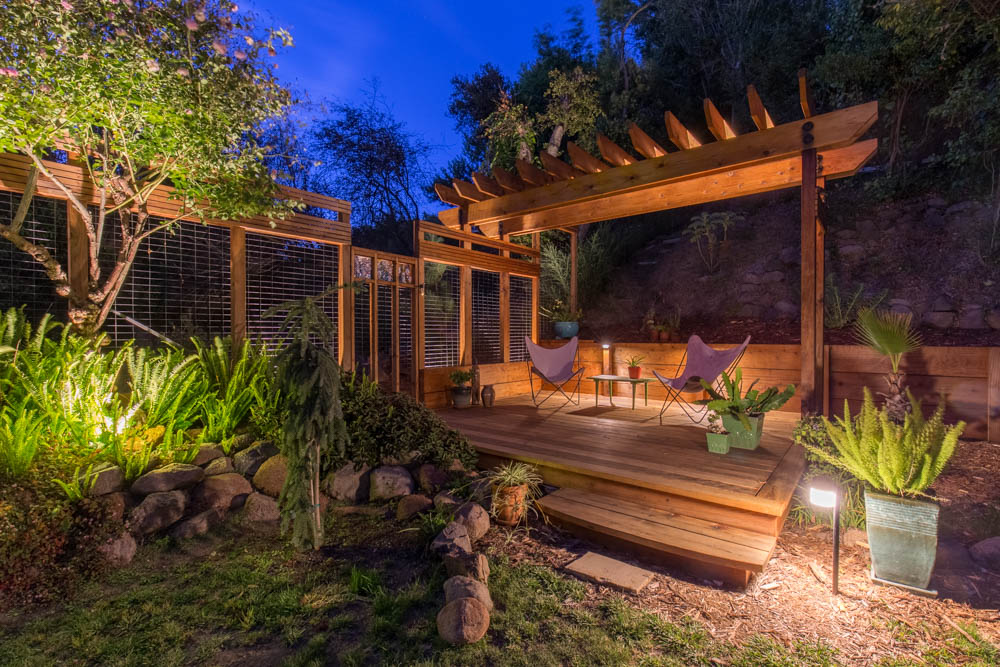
[398,286,414,394]
[354,283,371,377]
[377,284,394,389]
[0,192,67,323]
[471,269,501,364]
[423,261,460,368]
[509,275,533,362]
[246,233,339,352]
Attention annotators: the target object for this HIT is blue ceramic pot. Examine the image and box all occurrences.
[553,321,579,339]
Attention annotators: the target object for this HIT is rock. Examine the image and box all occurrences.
[434,490,461,512]
[129,490,187,535]
[437,597,490,645]
[773,300,798,318]
[325,463,372,503]
[779,246,800,264]
[931,295,953,312]
[876,207,899,222]
[888,299,913,316]
[738,304,765,319]
[204,456,234,476]
[970,537,1000,572]
[190,473,253,513]
[987,310,1000,330]
[370,465,415,500]
[855,219,879,240]
[130,463,205,495]
[233,441,279,477]
[444,551,491,583]
[170,508,225,539]
[761,270,784,283]
[838,244,867,262]
[565,552,654,594]
[396,494,433,520]
[229,433,256,452]
[946,201,981,217]
[927,196,947,208]
[742,272,762,285]
[97,491,129,523]
[252,455,288,497]
[98,532,137,566]
[243,492,280,522]
[432,521,472,557]
[958,305,986,329]
[417,463,449,495]
[84,463,124,497]
[923,209,946,228]
[454,503,490,543]
[922,311,956,329]
[936,538,979,574]
[444,575,493,612]
[193,444,225,466]
[382,450,421,466]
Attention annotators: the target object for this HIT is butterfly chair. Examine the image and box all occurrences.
[525,336,584,407]
[652,335,751,424]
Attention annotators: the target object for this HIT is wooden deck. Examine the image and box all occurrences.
[438,394,805,586]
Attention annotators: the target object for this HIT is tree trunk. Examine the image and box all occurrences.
[545,125,565,157]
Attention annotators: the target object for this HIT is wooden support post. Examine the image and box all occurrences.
[229,227,246,343]
[392,282,400,393]
[415,256,426,399]
[800,148,824,414]
[531,276,540,343]
[569,229,578,315]
[989,348,1000,444]
[66,206,90,320]
[460,264,472,365]
[501,272,511,363]
[340,245,354,369]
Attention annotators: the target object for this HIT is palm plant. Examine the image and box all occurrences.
[854,309,922,422]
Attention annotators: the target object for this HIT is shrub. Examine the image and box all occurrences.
[0,398,46,479]
[194,336,269,450]
[789,415,867,529]
[125,346,206,429]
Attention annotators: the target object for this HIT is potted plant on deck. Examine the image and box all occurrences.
[802,389,964,591]
[625,354,645,379]
[485,461,544,526]
[697,369,796,450]
[540,300,582,339]
[449,369,474,409]
[705,411,730,454]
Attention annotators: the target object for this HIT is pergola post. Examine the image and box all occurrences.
[800,148,825,414]
[568,229,578,314]
[229,226,246,343]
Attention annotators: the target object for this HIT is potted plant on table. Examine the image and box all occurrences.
[540,300,582,339]
[697,369,796,450]
[705,411,730,454]
[625,354,645,379]
[803,389,964,591]
[485,461,544,526]
[449,369,474,409]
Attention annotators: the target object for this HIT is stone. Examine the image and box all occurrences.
[396,494,433,520]
[417,463,449,495]
[931,295,953,312]
[773,300,798,318]
[382,450,421,466]
[987,310,1000,330]
[761,270,784,283]
[565,552,654,594]
[229,433,256,452]
[252,455,288,497]
[437,597,490,645]
[444,575,493,612]
[97,491,129,523]
[84,463,124,497]
[855,219,879,240]
[432,521,472,557]
[204,456,234,476]
[193,444,225,466]
[936,538,979,575]
[190,473,253,513]
[778,246,800,264]
[738,304,765,319]
[370,465,415,501]
[742,272,762,285]
[243,492,281,522]
[927,196,947,208]
[130,463,205,495]
[98,531,137,566]
[129,490,187,536]
[170,508,225,539]
[970,537,1000,572]
[233,441,279,477]
[434,490,461,511]
[454,503,490,543]
[325,463,372,503]
[888,299,913,316]
[922,311,956,329]
[444,551,491,583]
[838,244,867,262]
[923,209,946,228]
[946,201,981,217]
[958,305,986,329]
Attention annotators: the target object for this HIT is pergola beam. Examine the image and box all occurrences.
[472,171,505,197]
[597,133,637,166]
[704,99,738,141]
[748,84,775,130]
[434,182,467,208]
[452,179,488,202]
[629,122,667,158]
[539,151,579,180]
[492,166,525,192]
[665,111,701,150]
[567,141,608,173]
[798,68,816,118]
[516,159,555,187]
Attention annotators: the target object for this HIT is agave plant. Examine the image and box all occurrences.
[854,309,922,422]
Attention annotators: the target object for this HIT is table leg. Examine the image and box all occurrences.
[644,382,648,406]
[594,380,599,406]
[607,380,614,407]
[631,383,636,410]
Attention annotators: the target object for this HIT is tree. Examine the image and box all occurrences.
[539,67,602,155]
[447,63,511,173]
[0,0,296,336]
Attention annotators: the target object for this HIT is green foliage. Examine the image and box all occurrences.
[448,369,473,386]
[789,416,867,530]
[194,336,268,451]
[697,369,796,429]
[624,354,644,368]
[539,299,581,323]
[805,389,964,497]
[125,347,205,429]
[824,275,887,329]
[683,211,742,273]
[484,461,544,526]
[0,397,46,479]
[854,309,921,374]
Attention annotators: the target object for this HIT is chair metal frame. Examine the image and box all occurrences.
[525,339,584,408]
[655,344,748,425]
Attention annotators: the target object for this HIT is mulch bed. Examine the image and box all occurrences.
[479,440,1000,665]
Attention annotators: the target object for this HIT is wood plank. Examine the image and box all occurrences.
[566,142,608,174]
[472,172,505,197]
[829,345,989,378]
[990,349,1000,443]
[452,179,488,203]
[665,111,701,150]
[230,226,247,342]
[516,159,555,187]
[569,229,578,314]
[748,84,775,130]
[628,123,667,158]
[539,152,578,180]
[798,68,816,118]
[597,133,637,167]
[492,166,525,193]
[434,182,467,207]
[704,98,738,141]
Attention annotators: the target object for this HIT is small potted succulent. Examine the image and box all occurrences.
[485,461,544,526]
[705,411,730,454]
[625,354,644,379]
[449,369,474,409]
[540,300,582,339]
[697,368,795,450]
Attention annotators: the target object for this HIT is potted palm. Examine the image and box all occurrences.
[854,309,922,423]
[697,369,796,449]
[705,411,730,454]
[803,389,964,591]
[449,369,474,409]
[485,461,544,526]
[625,354,644,379]
[540,300,582,339]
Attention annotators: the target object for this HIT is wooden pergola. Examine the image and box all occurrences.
[434,73,878,414]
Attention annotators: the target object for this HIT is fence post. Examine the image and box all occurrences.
[989,347,1000,444]
[229,226,246,343]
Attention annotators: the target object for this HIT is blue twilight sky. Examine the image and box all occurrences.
[246,1,598,203]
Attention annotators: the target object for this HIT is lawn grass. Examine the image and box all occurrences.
[0,514,995,667]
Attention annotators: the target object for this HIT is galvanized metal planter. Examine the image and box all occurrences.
[865,490,939,591]
[721,414,763,450]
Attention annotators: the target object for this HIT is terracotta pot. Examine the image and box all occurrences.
[494,484,527,526]
[627,366,641,379]
[657,329,673,343]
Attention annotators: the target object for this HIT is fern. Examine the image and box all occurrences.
[194,336,269,449]
[126,346,206,428]
[0,398,47,479]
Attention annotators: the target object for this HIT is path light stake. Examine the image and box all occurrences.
[809,475,840,595]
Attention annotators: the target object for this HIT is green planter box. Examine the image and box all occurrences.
[865,490,939,591]
[705,432,730,454]
[721,414,763,450]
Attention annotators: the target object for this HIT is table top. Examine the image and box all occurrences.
[587,374,655,383]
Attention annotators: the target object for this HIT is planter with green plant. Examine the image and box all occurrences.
[697,369,796,450]
[540,300,582,339]
[705,412,730,454]
[804,389,964,591]
[485,461,544,526]
[625,354,644,380]
[449,369,474,409]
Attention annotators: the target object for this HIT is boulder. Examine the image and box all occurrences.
[229,433,256,452]
[888,299,913,316]
[454,503,490,543]
[970,537,1000,572]
[838,244,867,262]
[444,575,493,612]
[738,304,765,319]
[370,465,415,501]
[437,597,490,645]
[927,196,948,208]
[432,521,472,557]
[922,311,956,329]
[129,490,187,536]
[761,270,784,283]
[443,551,491,584]
[233,441,279,477]
[243,492,280,522]
[190,473,253,513]
[397,494,433,520]
[778,246,800,264]
[958,305,986,329]
[193,444,225,466]
[252,455,288,497]
[773,300,798,318]
[417,463,449,495]
[97,491,129,523]
[85,463,124,497]
[434,491,461,511]
[931,295,953,312]
[170,508,225,540]
[325,463,372,503]
[448,459,468,473]
[204,456,235,476]
[130,463,204,495]
[98,532,137,566]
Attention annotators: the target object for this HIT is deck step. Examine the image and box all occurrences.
[537,487,777,576]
